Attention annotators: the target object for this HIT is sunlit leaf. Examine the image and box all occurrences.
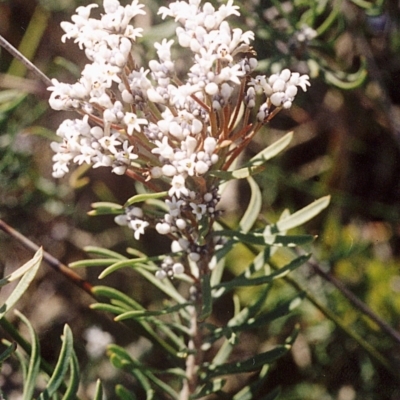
[92,286,143,309]
[98,257,162,279]
[115,302,190,321]
[92,380,103,400]
[83,246,128,260]
[200,273,212,320]
[192,379,225,399]
[124,191,168,207]
[239,176,262,234]
[69,258,121,268]
[265,196,330,236]
[232,365,272,400]
[247,131,293,166]
[0,249,42,287]
[15,310,40,400]
[61,352,80,400]
[209,131,293,181]
[0,248,43,320]
[90,302,129,315]
[38,325,74,400]
[88,202,123,216]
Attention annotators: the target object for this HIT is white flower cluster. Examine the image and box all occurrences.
[250,69,310,119]
[49,0,311,277]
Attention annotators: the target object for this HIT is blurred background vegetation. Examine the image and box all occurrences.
[0,0,400,399]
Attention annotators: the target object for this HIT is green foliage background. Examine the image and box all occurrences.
[0,0,400,399]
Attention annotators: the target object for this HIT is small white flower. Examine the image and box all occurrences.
[190,202,207,220]
[123,112,148,134]
[169,175,189,198]
[165,197,183,217]
[129,219,149,240]
[98,133,121,154]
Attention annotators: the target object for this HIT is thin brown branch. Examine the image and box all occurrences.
[309,260,400,346]
[0,219,95,298]
[0,35,52,88]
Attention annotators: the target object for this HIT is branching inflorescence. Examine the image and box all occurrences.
[49,0,310,286]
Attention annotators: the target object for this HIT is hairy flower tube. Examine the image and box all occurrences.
[49,0,310,280]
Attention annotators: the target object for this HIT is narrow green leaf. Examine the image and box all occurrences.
[133,370,154,400]
[115,303,190,321]
[88,202,123,216]
[94,288,180,356]
[136,268,187,305]
[205,345,290,379]
[69,258,121,268]
[192,379,225,399]
[268,235,315,247]
[324,61,368,90]
[107,344,137,365]
[108,346,155,400]
[92,380,103,400]
[232,365,271,400]
[39,325,74,400]
[0,248,43,320]
[216,231,314,248]
[215,254,310,291]
[92,286,143,310]
[61,352,80,400]
[84,246,128,260]
[109,345,179,399]
[124,191,168,207]
[0,341,16,363]
[248,131,293,166]
[209,132,293,181]
[200,273,212,320]
[210,294,304,344]
[98,257,162,279]
[209,165,264,180]
[142,369,179,400]
[210,337,234,366]
[15,310,41,400]
[0,89,26,108]
[214,230,266,245]
[90,303,130,315]
[241,293,306,330]
[2,338,28,379]
[0,252,41,287]
[210,257,227,288]
[213,247,270,299]
[265,196,330,235]
[239,176,262,234]
[116,384,138,400]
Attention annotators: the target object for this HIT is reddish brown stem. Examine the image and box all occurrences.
[0,219,95,298]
